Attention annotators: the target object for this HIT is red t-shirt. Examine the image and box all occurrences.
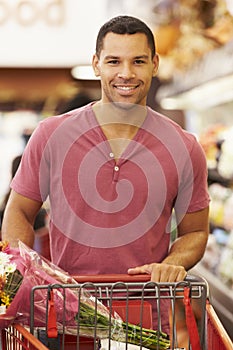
[11,103,209,333]
[12,103,209,275]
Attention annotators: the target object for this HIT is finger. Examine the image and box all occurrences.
[151,264,186,282]
[175,268,187,282]
[150,264,165,282]
[127,264,151,275]
[151,269,172,282]
[127,267,141,275]
[166,266,186,282]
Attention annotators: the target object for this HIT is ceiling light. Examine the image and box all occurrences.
[159,74,233,111]
[71,65,99,80]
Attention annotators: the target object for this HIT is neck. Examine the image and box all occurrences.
[93,101,147,129]
[92,101,147,159]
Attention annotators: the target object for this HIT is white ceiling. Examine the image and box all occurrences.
[0,0,157,68]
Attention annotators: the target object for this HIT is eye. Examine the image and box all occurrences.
[134,59,146,64]
[107,59,119,65]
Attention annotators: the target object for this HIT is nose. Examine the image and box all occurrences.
[117,62,135,79]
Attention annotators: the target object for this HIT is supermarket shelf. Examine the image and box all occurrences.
[191,263,233,340]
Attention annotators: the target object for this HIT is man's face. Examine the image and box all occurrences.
[92,32,159,107]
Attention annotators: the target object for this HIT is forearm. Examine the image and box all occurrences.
[2,190,42,248]
[128,230,208,282]
[1,191,41,248]
[2,207,35,248]
[162,231,208,270]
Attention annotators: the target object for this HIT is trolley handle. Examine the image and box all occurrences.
[73,274,150,283]
[73,273,205,284]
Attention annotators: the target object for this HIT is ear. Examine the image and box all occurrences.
[92,54,100,77]
[152,54,159,77]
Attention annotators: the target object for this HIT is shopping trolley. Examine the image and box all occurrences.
[1,274,232,350]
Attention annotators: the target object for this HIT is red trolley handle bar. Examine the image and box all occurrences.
[72,273,199,283]
[73,274,150,283]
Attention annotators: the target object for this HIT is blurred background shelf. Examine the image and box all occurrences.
[192,263,233,340]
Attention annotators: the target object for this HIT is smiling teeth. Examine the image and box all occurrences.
[117,86,135,90]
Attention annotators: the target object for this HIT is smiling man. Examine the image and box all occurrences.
[2,15,210,334]
[92,31,158,107]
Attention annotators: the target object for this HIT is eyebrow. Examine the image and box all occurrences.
[104,55,119,60]
[134,55,149,60]
[104,55,149,60]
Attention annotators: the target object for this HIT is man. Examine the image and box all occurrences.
[2,16,209,332]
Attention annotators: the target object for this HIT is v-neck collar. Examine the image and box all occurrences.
[90,104,149,163]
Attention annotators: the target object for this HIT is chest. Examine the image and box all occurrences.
[100,124,139,161]
[53,130,180,204]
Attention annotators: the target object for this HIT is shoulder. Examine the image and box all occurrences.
[147,107,199,145]
[41,103,94,128]
[33,103,95,140]
[146,107,206,166]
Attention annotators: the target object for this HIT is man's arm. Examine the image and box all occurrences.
[1,190,43,248]
[128,207,209,282]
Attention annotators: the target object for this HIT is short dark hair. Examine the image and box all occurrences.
[95,15,156,58]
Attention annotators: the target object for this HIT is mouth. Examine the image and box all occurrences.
[113,84,139,94]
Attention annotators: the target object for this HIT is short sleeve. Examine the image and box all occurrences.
[174,136,210,215]
[11,121,50,202]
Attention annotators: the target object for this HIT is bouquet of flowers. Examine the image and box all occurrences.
[0,241,23,315]
[0,241,170,350]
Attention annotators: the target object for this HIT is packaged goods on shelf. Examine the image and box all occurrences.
[218,126,233,179]
[218,229,233,290]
